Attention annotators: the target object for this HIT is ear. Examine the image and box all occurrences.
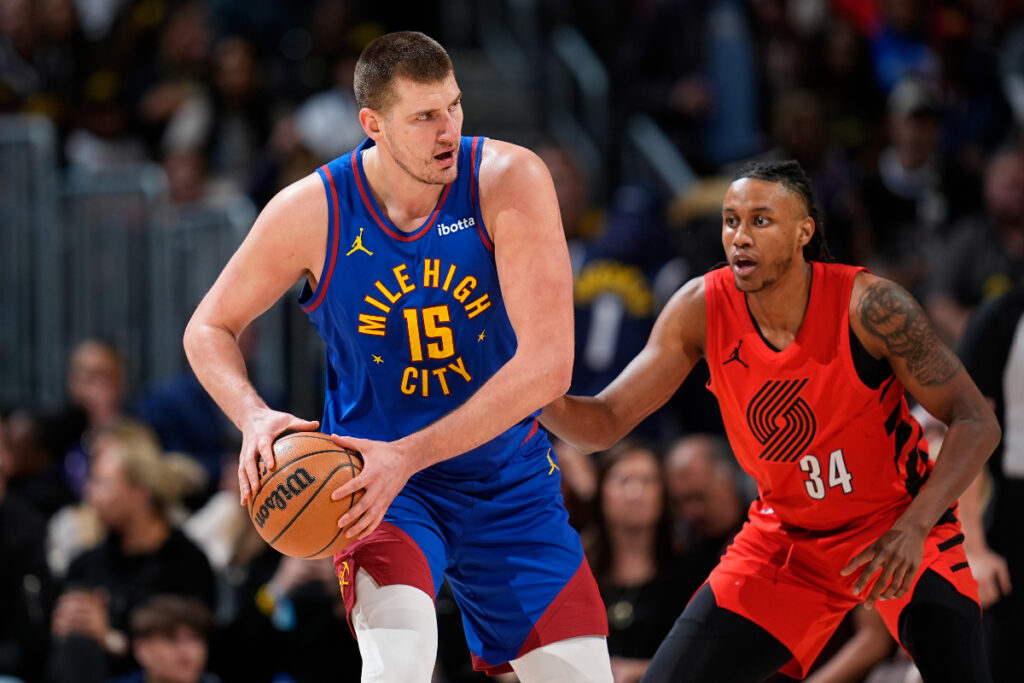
[797,216,814,248]
[359,108,383,141]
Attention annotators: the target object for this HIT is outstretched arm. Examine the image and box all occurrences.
[842,273,1001,606]
[540,277,707,454]
[184,174,327,504]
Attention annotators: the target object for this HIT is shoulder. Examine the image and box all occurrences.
[476,140,553,201]
[260,171,327,226]
[656,275,707,353]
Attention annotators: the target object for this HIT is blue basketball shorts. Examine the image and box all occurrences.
[333,436,607,674]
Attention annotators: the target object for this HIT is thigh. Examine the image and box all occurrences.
[641,584,793,683]
[897,569,991,683]
[445,444,607,674]
[334,484,450,621]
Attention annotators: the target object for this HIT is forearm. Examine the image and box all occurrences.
[397,349,571,470]
[898,416,1000,533]
[540,395,630,454]
[183,320,267,430]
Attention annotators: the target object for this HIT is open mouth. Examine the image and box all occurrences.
[434,150,455,162]
[732,257,757,274]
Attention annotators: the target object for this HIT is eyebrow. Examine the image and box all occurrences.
[722,205,775,213]
[412,91,462,118]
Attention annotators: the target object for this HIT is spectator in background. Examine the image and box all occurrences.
[58,339,129,499]
[758,88,871,264]
[586,440,688,683]
[663,433,751,596]
[868,0,940,93]
[0,408,74,520]
[0,410,57,683]
[111,595,219,683]
[926,146,1024,344]
[49,422,213,683]
[810,17,885,164]
[0,0,42,110]
[861,76,978,294]
[213,556,358,683]
[957,285,1024,683]
[615,0,761,174]
[535,141,599,277]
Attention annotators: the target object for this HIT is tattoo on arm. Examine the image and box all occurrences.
[858,281,961,386]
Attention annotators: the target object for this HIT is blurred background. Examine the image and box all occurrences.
[1,0,1023,682]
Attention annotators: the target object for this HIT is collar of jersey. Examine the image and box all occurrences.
[352,137,453,242]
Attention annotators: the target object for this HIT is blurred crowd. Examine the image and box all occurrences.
[3,0,1024,682]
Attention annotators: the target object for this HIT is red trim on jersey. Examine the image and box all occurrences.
[302,164,341,313]
[470,557,608,675]
[471,137,495,253]
[520,418,539,445]
[351,148,453,242]
[333,521,436,638]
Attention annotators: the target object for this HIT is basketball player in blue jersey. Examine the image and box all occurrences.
[184,31,612,682]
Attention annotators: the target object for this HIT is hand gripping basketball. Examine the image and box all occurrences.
[248,432,363,558]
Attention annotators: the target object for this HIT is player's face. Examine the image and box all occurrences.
[721,178,811,293]
[381,73,463,186]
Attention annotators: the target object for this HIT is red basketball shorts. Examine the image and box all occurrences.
[707,512,979,679]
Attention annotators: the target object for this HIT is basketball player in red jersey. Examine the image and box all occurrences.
[541,160,1000,682]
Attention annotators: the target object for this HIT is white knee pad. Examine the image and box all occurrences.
[510,635,614,683]
[351,568,437,683]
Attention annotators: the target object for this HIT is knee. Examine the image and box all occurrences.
[510,636,613,683]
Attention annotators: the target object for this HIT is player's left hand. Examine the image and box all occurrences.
[328,434,415,540]
[840,522,927,609]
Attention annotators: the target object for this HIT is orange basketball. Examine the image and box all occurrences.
[248,432,363,559]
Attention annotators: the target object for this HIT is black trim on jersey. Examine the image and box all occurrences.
[849,324,892,389]
[951,561,971,572]
[938,533,966,552]
[744,298,781,352]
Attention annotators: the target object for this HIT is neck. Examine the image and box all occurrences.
[746,260,813,349]
[118,511,170,555]
[607,525,657,585]
[362,145,446,232]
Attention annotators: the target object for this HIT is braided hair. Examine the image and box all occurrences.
[731,160,833,262]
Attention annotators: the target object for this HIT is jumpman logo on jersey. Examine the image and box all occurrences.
[546,449,559,475]
[337,560,351,591]
[346,227,373,256]
[723,339,749,368]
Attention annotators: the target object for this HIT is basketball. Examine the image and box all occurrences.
[248,432,363,559]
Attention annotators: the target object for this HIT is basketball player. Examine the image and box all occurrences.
[540,160,999,682]
[184,32,611,682]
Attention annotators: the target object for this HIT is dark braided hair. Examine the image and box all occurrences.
[731,160,833,262]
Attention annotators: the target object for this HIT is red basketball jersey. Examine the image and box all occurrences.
[704,262,932,532]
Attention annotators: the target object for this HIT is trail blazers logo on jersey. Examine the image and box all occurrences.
[746,379,817,462]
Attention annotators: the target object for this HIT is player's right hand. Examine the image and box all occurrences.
[238,408,319,506]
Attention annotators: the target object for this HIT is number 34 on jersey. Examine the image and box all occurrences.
[799,449,854,500]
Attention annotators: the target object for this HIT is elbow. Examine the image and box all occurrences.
[986,414,1002,458]
[541,354,573,403]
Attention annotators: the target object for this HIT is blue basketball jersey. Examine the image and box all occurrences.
[299,136,540,480]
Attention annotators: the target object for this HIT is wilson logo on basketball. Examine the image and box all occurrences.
[253,468,317,529]
[746,379,817,463]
